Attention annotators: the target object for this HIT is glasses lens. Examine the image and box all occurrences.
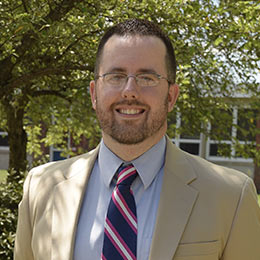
[104,73,126,86]
[102,73,161,87]
[137,73,159,87]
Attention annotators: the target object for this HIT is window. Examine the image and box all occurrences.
[52,150,66,161]
[237,108,257,141]
[207,106,255,161]
[180,142,200,155]
[180,116,200,140]
[172,112,201,156]
[210,109,233,141]
[171,106,255,162]
[0,130,8,147]
[209,143,232,157]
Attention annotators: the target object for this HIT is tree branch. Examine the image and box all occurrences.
[21,0,29,13]
[6,64,93,90]
[56,31,99,60]
[45,0,87,23]
[31,89,70,101]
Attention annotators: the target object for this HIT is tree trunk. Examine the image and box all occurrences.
[253,116,260,194]
[5,103,27,182]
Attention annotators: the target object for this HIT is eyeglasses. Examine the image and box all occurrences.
[96,72,170,88]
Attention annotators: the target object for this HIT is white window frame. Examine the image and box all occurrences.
[172,112,201,156]
[171,108,254,163]
[206,106,253,162]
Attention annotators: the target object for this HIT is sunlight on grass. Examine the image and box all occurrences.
[0,170,7,183]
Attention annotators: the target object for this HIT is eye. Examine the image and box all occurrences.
[137,74,157,86]
[139,74,154,81]
[107,73,126,83]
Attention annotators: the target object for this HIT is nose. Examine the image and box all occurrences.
[121,76,139,100]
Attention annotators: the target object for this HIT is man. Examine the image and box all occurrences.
[14,19,260,260]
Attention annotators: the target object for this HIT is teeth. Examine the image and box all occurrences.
[119,109,141,115]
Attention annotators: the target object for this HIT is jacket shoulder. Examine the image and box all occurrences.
[165,138,251,192]
[24,146,99,199]
[185,151,249,187]
[29,146,98,179]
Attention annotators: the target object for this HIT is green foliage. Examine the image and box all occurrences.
[0,0,260,171]
[0,0,260,256]
[0,171,24,259]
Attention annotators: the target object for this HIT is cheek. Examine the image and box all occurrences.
[142,89,168,109]
[96,88,119,107]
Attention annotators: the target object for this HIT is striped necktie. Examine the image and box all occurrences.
[102,164,138,260]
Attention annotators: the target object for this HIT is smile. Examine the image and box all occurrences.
[118,109,144,115]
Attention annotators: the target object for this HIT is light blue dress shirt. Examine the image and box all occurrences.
[74,137,166,260]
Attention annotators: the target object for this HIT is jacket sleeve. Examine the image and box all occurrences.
[14,172,34,260]
[221,178,260,260]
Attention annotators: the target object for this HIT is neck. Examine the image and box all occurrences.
[102,128,166,162]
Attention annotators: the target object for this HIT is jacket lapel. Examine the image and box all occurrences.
[149,138,198,260]
[51,147,99,260]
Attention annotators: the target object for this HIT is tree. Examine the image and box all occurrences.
[0,0,105,178]
[0,0,259,181]
[1,0,260,257]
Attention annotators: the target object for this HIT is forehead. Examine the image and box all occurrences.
[99,35,167,74]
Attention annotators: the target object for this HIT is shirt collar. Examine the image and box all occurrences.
[99,136,166,190]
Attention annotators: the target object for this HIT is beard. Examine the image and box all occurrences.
[95,96,169,145]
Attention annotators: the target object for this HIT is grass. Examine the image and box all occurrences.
[258,195,260,206]
[0,169,7,183]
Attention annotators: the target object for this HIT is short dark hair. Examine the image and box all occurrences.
[94,18,176,84]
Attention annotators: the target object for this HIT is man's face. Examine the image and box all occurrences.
[90,35,179,145]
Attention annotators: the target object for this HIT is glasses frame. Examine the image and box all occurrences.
[96,72,172,87]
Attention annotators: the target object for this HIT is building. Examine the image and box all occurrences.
[0,104,256,178]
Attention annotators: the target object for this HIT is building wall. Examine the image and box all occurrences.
[212,160,254,178]
[0,148,9,170]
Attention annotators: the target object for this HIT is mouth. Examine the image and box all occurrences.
[116,108,145,115]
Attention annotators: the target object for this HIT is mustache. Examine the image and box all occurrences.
[111,100,149,107]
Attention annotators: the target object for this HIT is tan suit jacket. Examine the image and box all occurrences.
[14,137,260,260]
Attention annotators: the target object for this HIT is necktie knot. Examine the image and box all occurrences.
[116,164,137,187]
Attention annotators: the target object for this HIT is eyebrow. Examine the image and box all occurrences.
[109,67,126,73]
[108,67,158,74]
[137,68,157,74]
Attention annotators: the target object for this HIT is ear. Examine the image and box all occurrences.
[89,80,97,110]
[167,84,179,112]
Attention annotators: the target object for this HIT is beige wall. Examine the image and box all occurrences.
[211,160,254,179]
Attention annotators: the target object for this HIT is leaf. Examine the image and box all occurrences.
[214,37,223,46]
